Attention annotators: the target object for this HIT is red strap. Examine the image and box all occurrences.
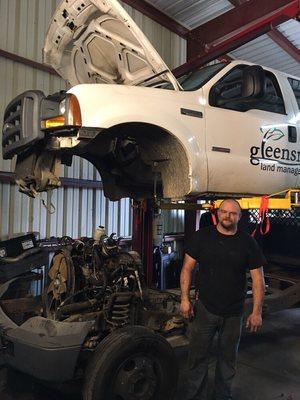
[211,213,217,226]
[251,196,270,237]
[210,203,218,226]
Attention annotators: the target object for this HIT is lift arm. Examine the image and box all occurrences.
[160,189,300,211]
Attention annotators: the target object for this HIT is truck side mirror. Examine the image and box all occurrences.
[241,65,266,100]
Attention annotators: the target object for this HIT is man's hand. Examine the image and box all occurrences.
[246,312,262,332]
[180,298,194,319]
[180,254,197,319]
[248,267,265,333]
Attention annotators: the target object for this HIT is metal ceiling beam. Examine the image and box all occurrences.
[268,27,300,63]
[229,0,300,67]
[188,0,298,48]
[173,0,300,77]
[121,0,189,38]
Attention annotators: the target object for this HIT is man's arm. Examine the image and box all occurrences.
[180,253,197,319]
[246,267,265,332]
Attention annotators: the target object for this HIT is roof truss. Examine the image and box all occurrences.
[173,0,300,75]
[123,0,300,75]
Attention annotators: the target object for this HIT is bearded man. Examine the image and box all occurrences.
[180,199,266,400]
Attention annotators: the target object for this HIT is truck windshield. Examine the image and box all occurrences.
[178,62,227,91]
[145,62,227,90]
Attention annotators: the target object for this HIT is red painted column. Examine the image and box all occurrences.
[132,200,143,256]
[143,202,154,286]
[132,200,154,286]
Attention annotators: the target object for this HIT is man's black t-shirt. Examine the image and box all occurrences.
[186,226,266,317]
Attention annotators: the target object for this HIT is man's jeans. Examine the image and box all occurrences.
[185,300,242,400]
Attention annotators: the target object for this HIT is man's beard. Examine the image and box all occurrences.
[220,219,236,231]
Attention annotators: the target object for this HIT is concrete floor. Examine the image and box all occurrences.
[176,308,300,400]
[232,308,300,400]
[1,308,300,400]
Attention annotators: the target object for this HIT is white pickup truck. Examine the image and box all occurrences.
[2,0,300,201]
[1,2,300,399]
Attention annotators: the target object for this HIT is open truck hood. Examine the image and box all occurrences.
[43,0,179,88]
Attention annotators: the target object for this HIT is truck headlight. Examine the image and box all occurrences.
[41,94,82,129]
[59,99,66,115]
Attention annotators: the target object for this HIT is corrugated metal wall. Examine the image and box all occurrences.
[162,209,185,234]
[0,0,186,239]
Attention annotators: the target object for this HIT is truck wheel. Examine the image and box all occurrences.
[83,326,178,400]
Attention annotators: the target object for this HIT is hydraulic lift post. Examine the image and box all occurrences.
[132,200,154,285]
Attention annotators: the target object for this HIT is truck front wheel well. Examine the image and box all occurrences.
[83,123,190,200]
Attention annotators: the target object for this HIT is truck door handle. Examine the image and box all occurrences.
[288,126,297,143]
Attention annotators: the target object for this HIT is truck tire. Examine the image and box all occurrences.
[82,326,178,400]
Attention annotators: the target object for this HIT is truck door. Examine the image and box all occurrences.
[203,64,297,196]
[288,77,300,157]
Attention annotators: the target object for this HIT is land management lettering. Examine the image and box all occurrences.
[250,127,300,176]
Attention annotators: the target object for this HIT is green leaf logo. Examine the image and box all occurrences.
[260,127,285,142]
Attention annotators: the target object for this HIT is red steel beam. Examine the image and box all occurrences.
[229,1,300,67]
[121,0,189,38]
[189,0,299,50]
[173,0,300,76]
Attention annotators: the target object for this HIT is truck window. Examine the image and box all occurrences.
[209,65,286,114]
[288,78,300,109]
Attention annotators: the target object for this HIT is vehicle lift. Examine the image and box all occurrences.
[159,189,300,210]
[133,189,300,276]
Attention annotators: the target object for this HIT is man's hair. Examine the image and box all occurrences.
[218,198,242,213]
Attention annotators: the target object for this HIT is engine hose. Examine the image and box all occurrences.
[59,286,106,309]
[92,249,108,292]
[58,298,98,315]
[59,288,90,308]
[0,247,41,264]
